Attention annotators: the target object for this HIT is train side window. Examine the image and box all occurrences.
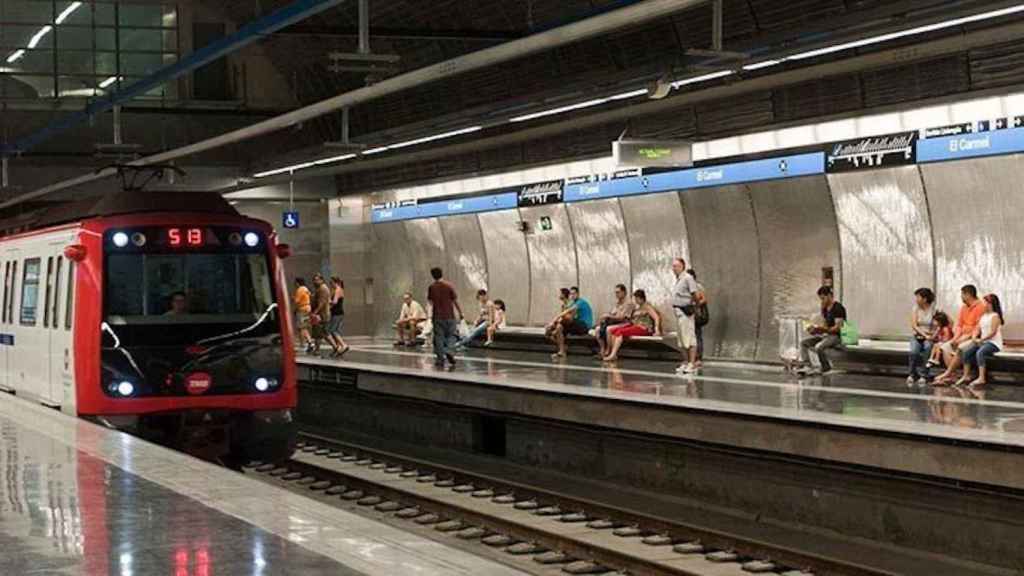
[53,257,64,330]
[65,262,75,331]
[8,261,17,325]
[43,257,54,328]
[20,258,41,326]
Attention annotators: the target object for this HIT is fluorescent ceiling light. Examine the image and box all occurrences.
[790,5,1024,61]
[742,59,781,71]
[98,75,120,88]
[28,26,52,49]
[253,161,316,178]
[671,70,734,88]
[6,50,26,64]
[510,98,610,122]
[389,126,483,149]
[362,146,391,155]
[55,2,83,25]
[312,153,357,166]
[608,88,649,100]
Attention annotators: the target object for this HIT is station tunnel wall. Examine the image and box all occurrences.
[361,153,1024,356]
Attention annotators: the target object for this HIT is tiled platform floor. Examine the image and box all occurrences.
[0,392,527,576]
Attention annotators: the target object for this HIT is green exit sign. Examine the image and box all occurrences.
[539,216,553,231]
[614,139,693,167]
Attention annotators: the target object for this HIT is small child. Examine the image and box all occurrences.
[926,311,953,368]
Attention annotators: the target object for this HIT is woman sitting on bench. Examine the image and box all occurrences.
[603,290,662,362]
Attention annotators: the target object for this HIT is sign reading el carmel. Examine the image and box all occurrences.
[917,125,1024,162]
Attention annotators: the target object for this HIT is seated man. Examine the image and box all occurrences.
[595,284,634,358]
[457,289,495,348]
[934,284,986,385]
[394,292,427,346]
[546,286,594,359]
[798,286,847,375]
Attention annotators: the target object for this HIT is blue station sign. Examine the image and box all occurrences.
[372,191,519,223]
[916,125,1024,163]
[563,152,825,202]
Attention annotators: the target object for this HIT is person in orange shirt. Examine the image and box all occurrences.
[293,277,313,352]
[934,284,985,385]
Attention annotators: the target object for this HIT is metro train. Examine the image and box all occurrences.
[0,191,297,463]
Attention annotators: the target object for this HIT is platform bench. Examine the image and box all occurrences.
[478,326,681,359]
[834,339,1024,381]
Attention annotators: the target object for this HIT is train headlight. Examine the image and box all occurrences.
[253,377,278,392]
[244,232,260,247]
[112,232,129,248]
[116,381,135,397]
[130,232,147,247]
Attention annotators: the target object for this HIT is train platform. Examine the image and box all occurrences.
[298,339,1024,490]
[0,391,527,576]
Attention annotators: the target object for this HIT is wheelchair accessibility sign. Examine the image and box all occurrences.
[283,211,300,229]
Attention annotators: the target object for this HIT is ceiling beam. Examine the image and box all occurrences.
[275,25,524,42]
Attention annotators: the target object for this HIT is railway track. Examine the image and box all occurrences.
[243,432,903,576]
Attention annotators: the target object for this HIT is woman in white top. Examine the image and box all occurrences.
[958,293,1004,387]
[485,300,507,346]
[908,287,937,384]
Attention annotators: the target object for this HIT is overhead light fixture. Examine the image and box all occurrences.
[389,126,483,149]
[312,153,357,165]
[609,88,650,100]
[362,146,391,155]
[55,2,83,25]
[670,70,735,89]
[98,75,121,88]
[6,50,25,64]
[742,59,781,71]
[252,161,316,178]
[28,25,52,49]
[510,98,610,123]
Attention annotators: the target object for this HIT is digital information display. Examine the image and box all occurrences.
[167,228,204,247]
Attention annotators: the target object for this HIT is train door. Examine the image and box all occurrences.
[60,258,76,415]
[0,257,8,392]
[45,247,67,406]
[0,252,18,394]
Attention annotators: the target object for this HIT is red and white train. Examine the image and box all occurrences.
[0,191,297,463]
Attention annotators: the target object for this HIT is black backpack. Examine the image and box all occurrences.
[695,303,710,328]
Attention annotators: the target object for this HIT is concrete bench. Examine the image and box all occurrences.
[478,325,681,359]
[833,338,1024,381]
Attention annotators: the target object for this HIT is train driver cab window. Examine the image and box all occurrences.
[20,258,41,326]
[105,253,276,326]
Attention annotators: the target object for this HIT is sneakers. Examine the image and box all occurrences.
[445,353,456,367]
[676,363,697,375]
[796,365,822,376]
[906,375,916,386]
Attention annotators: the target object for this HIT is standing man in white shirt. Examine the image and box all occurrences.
[671,258,700,374]
[395,292,427,346]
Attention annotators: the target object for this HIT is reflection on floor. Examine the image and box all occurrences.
[0,393,527,576]
[300,339,1024,448]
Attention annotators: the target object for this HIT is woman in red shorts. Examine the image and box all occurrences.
[603,289,662,362]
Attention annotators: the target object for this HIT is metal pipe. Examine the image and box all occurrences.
[1,0,703,208]
[113,105,122,146]
[358,0,370,55]
[712,0,723,51]
[217,19,1024,193]
[342,108,351,144]
[1,0,349,158]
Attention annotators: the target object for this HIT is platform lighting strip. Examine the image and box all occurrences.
[254,4,1024,179]
[4,2,82,64]
[740,3,1024,70]
[253,126,485,177]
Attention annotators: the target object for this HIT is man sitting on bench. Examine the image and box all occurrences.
[546,287,594,360]
[798,286,847,376]
[394,292,427,346]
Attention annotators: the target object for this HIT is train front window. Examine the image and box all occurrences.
[106,253,275,324]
